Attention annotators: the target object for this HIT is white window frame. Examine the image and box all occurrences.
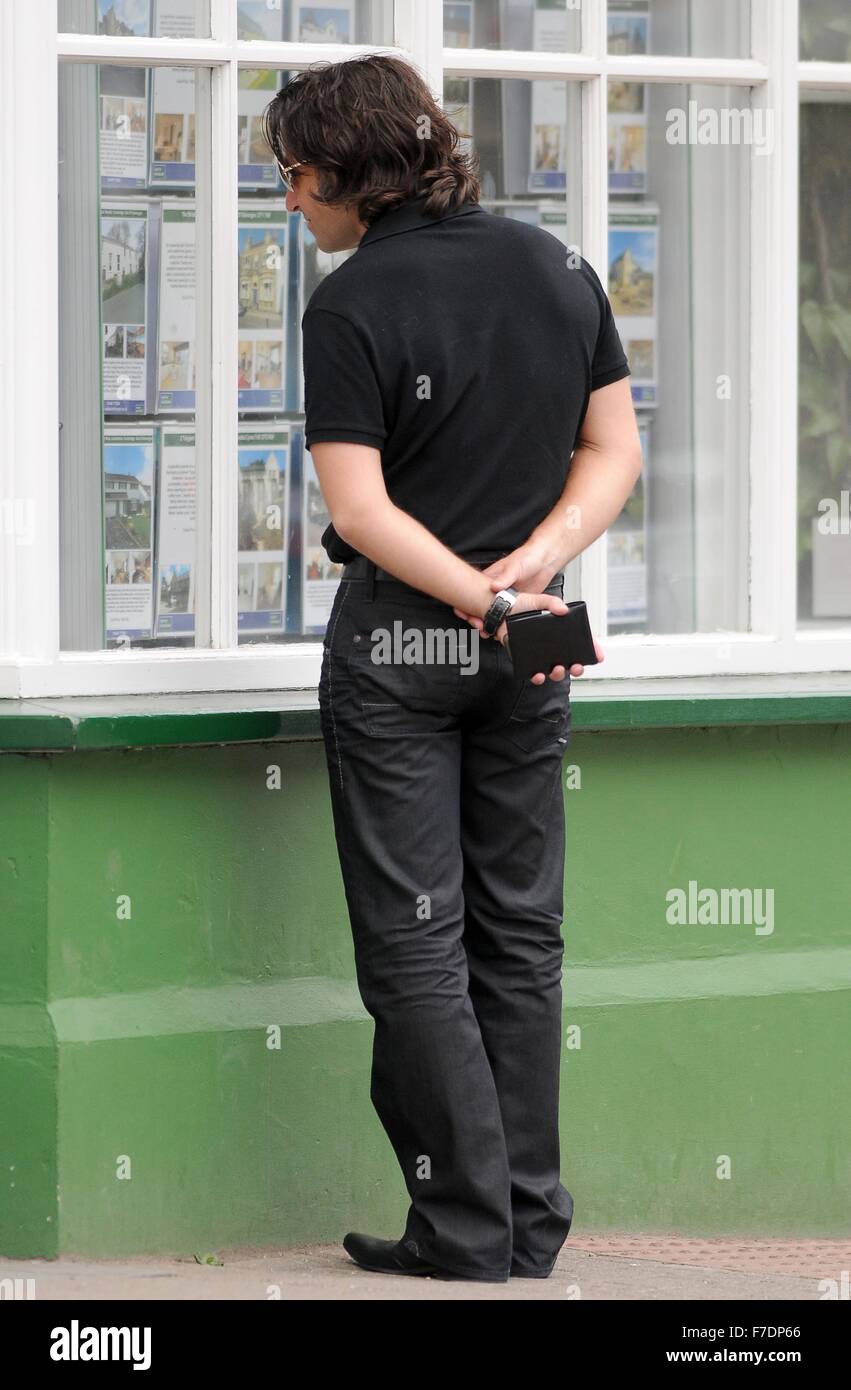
[0,0,848,699]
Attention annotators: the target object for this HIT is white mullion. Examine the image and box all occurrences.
[395,0,444,95]
[443,48,600,80]
[393,0,415,53]
[210,0,238,650]
[234,40,407,67]
[797,61,851,90]
[578,0,609,635]
[11,629,843,700]
[57,34,230,64]
[0,0,60,688]
[604,55,767,85]
[750,0,799,644]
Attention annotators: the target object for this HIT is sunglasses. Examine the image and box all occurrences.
[275,157,305,192]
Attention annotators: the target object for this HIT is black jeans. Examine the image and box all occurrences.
[317,568,574,1280]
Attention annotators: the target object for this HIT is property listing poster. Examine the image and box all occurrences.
[101,199,152,415]
[150,0,197,187]
[238,203,288,412]
[302,452,342,632]
[99,64,149,190]
[528,1,568,195]
[155,428,196,637]
[608,204,658,408]
[607,2,649,194]
[239,70,282,189]
[103,425,156,641]
[290,2,355,43]
[607,414,649,627]
[156,200,196,413]
[97,0,151,37]
[238,424,290,636]
[237,2,287,188]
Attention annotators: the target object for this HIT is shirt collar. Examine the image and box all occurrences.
[357,192,483,249]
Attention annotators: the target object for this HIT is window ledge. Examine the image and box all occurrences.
[0,674,850,750]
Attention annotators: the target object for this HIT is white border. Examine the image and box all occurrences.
[0,0,849,700]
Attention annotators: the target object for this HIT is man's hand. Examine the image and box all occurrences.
[468,589,606,684]
[453,539,558,632]
[451,543,605,683]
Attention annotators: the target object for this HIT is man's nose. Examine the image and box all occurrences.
[285,188,299,213]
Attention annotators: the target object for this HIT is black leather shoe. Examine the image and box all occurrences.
[343,1232,508,1283]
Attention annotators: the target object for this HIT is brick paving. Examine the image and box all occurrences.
[566,1234,851,1280]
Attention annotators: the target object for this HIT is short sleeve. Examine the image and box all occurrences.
[302,307,387,451]
[580,259,631,392]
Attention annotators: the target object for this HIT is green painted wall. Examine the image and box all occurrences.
[1,723,849,1258]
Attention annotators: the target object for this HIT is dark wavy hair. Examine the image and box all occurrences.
[261,53,480,225]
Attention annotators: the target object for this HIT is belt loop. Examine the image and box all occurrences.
[365,558,376,602]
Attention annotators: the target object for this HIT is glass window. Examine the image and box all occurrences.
[607,1,750,60]
[606,82,750,636]
[58,0,211,38]
[800,1,851,62]
[234,66,355,644]
[443,0,581,52]
[236,64,298,644]
[58,60,210,650]
[444,77,582,236]
[239,0,394,44]
[798,95,851,629]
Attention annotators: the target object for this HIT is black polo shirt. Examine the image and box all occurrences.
[301,193,630,562]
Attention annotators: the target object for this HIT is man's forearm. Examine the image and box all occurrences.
[528,443,643,571]
[336,501,496,617]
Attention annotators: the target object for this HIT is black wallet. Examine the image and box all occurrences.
[504,601,598,679]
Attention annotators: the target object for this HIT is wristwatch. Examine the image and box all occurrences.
[482,587,519,637]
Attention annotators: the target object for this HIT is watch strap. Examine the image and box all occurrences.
[482,586,519,636]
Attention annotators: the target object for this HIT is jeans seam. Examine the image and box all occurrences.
[325,584,350,794]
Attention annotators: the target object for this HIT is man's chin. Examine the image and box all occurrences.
[316,235,354,254]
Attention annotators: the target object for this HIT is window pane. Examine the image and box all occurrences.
[239,0,394,44]
[446,77,582,238]
[606,83,750,636]
[58,61,210,650]
[58,0,211,38]
[798,97,851,629]
[443,0,581,52]
[607,1,750,60]
[235,70,354,644]
[800,0,851,62]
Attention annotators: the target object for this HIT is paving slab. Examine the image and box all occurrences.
[2,1236,846,1301]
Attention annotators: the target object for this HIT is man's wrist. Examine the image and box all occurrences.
[482,587,519,636]
[529,520,576,572]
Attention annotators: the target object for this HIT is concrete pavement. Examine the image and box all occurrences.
[2,1236,846,1300]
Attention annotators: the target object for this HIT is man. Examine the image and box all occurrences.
[263,54,642,1283]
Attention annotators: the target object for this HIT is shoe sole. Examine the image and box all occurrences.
[346,1253,508,1283]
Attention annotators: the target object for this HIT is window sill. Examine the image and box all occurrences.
[0,674,850,750]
